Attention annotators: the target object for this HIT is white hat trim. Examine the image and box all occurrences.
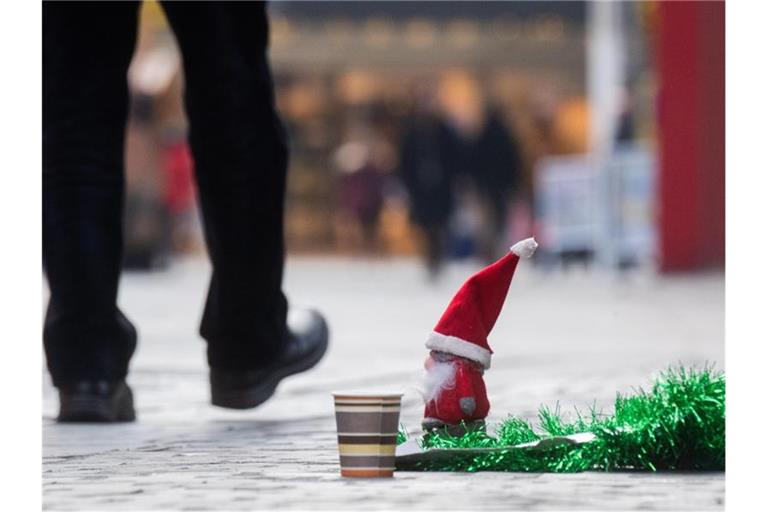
[425,331,492,369]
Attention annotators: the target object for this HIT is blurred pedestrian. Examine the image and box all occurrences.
[333,138,385,254]
[470,108,523,262]
[443,106,522,263]
[161,135,200,254]
[398,93,456,279]
[43,1,328,422]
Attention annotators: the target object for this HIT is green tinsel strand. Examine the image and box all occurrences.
[396,425,408,445]
[496,416,540,446]
[397,365,725,472]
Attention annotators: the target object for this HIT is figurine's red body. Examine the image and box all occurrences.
[423,355,490,426]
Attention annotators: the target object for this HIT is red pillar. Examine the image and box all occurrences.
[657,1,725,272]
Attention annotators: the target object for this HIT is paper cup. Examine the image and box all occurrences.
[333,392,403,477]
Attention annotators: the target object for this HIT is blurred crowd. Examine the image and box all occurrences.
[335,76,526,277]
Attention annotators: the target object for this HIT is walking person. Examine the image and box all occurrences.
[470,108,523,262]
[398,92,456,279]
[43,1,329,422]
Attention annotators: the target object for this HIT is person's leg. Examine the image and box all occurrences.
[43,2,140,390]
[161,2,328,409]
[423,223,447,279]
[160,2,289,370]
[489,195,509,260]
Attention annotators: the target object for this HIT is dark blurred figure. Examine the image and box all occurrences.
[43,1,328,422]
[437,72,523,262]
[398,92,455,278]
[615,86,636,144]
[447,108,522,263]
[471,109,523,262]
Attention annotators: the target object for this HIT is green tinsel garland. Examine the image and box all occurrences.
[397,366,725,472]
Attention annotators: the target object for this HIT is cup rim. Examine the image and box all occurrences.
[332,390,404,399]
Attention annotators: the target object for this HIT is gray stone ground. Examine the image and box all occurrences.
[43,257,725,511]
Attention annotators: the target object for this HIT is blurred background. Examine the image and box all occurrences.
[121,0,723,276]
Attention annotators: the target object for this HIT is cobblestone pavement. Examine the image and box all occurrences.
[43,257,725,510]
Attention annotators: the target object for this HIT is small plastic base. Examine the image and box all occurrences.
[421,419,486,437]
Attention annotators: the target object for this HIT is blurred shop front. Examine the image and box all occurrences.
[121,1,720,274]
[125,1,599,264]
[269,1,596,257]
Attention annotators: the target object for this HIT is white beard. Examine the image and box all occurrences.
[418,361,457,403]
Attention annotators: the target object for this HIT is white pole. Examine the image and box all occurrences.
[587,1,626,269]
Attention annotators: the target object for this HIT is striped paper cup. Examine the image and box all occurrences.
[332,392,403,477]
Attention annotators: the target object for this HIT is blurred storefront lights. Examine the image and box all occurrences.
[405,19,437,48]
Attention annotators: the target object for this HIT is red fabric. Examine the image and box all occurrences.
[423,357,490,424]
[163,142,196,215]
[432,251,520,355]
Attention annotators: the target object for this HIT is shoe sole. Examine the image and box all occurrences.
[58,384,136,423]
[211,322,329,410]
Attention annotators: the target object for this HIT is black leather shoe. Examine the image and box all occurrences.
[57,380,136,423]
[210,309,329,409]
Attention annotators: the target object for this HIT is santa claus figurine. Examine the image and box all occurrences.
[421,237,538,432]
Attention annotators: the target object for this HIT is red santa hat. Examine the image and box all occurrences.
[425,237,538,369]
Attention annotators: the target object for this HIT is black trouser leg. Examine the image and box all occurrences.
[423,224,446,277]
[161,2,289,370]
[43,2,140,387]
